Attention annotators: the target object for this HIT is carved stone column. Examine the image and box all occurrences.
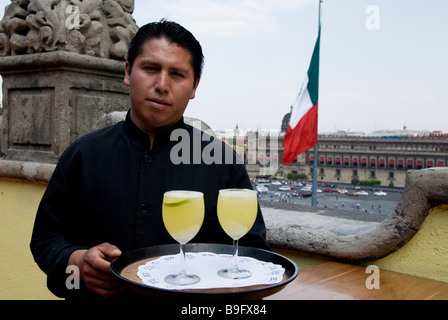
[1,51,130,163]
[0,0,138,163]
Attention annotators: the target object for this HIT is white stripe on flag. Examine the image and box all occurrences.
[289,74,314,130]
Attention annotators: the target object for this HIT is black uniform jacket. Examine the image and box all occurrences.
[30,111,269,299]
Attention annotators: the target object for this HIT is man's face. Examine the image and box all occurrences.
[124,37,200,134]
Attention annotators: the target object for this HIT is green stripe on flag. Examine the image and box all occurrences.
[307,27,320,106]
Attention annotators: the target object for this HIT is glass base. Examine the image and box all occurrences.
[218,268,252,280]
[164,273,200,286]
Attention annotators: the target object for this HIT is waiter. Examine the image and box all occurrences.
[30,19,269,300]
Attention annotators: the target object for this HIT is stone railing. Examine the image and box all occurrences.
[1,153,447,264]
[265,167,448,261]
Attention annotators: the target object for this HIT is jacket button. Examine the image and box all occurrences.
[139,204,148,214]
[144,154,152,163]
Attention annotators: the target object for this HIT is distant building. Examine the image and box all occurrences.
[280,110,448,187]
[220,111,448,187]
[299,133,448,187]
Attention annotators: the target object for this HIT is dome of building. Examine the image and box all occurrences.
[281,107,292,133]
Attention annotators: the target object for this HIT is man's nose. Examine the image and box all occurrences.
[154,71,169,93]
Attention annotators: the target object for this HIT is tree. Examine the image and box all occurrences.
[296,174,309,181]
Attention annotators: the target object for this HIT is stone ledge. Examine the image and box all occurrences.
[0,159,55,183]
[0,51,125,76]
[265,167,448,262]
[260,200,386,223]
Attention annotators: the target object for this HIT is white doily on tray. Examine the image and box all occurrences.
[136,252,285,290]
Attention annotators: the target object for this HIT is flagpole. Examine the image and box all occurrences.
[311,0,322,207]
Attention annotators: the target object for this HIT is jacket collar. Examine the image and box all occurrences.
[124,110,186,151]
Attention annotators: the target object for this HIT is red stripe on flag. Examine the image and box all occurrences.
[282,103,318,165]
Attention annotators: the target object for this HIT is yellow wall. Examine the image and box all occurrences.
[278,205,448,284]
[0,178,58,300]
[373,205,448,282]
[1,178,447,300]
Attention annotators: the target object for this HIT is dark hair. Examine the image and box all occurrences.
[127,19,204,84]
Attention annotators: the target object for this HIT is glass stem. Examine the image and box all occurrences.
[231,239,239,272]
[179,243,186,278]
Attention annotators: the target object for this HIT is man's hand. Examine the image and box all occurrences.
[68,243,125,297]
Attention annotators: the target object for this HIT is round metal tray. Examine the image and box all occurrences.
[110,243,299,300]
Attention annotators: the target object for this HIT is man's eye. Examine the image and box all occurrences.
[144,66,158,72]
[172,71,184,78]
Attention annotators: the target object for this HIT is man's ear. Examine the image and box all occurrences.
[124,61,131,87]
[190,78,201,100]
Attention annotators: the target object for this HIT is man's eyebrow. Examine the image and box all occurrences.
[138,58,159,66]
[137,59,191,74]
[171,66,191,74]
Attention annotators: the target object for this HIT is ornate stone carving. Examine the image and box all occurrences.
[0,0,138,60]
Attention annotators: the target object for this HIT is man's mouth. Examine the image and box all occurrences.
[148,98,171,108]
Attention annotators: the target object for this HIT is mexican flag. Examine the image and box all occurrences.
[282,28,320,165]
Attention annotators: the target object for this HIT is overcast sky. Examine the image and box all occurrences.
[1,0,447,134]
